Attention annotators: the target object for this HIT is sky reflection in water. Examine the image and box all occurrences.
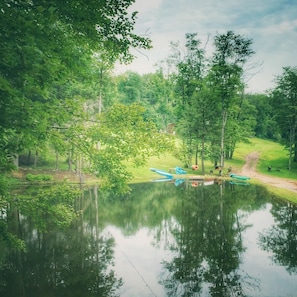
[103,181,297,297]
[2,180,297,297]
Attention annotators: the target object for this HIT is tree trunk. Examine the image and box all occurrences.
[13,154,19,168]
[294,140,297,162]
[288,126,295,170]
[201,136,205,175]
[34,150,38,167]
[95,83,102,150]
[27,150,31,165]
[68,150,73,171]
[220,110,228,168]
[76,155,85,184]
[195,144,198,166]
[55,151,59,171]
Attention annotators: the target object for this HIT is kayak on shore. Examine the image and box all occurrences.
[230,173,250,181]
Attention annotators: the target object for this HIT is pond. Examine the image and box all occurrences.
[1,179,297,297]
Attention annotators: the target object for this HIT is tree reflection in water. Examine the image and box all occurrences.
[0,185,122,297]
[1,181,297,296]
[259,202,297,274]
[159,181,260,297]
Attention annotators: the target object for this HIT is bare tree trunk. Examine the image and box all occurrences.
[96,74,103,150]
[34,150,38,167]
[96,92,102,150]
[13,154,19,168]
[98,91,102,114]
[27,149,31,165]
[201,136,205,175]
[288,126,295,170]
[76,155,85,184]
[55,151,59,171]
[68,150,73,171]
[220,110,228,168]
[195,144,198,166]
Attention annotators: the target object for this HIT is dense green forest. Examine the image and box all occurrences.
[1,1,297,188]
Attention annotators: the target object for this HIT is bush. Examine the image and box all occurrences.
[26,174,53,182]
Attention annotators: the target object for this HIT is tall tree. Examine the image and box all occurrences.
[170,33,207,168]
[208,31,254,167]
[0,0,151,171]
[136,70,175,131]
[246,94,278,140]
[84,103,174,193]
[116,71,142,104]
[270,66,297,169]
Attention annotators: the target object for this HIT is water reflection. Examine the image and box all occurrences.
[0,185,122,297]
[259,201,297,274]
[1,181,297,296]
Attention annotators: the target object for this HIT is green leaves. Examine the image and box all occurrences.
[0,0,152,173]
[15,184,80,232]
[85,103,174,192]
[167,31,255,168]
[270,66,297,169]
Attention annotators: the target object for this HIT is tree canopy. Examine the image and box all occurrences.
[270,66,297,169]
[1,0,296,180]
[0,0,152,173]
[163,31,255,171]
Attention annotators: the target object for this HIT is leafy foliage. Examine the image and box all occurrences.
[0,0,151,173]
[270,66,297,169]
[86,103,174,192]
[15,184,80,232]
[165,31,255,170]
[26,173,53,182]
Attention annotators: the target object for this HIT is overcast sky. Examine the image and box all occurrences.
[115,0,297,93]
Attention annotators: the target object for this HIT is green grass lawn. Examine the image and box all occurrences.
[129,137,297,204]
[20,137,297,202]
[129,137,297,182]
[22,137,297,182]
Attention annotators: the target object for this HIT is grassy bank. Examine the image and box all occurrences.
[131,138,297,178]
[250,178,297,204]
[129,138,297,203]
[231,138,297,178]
[13,137,297,202]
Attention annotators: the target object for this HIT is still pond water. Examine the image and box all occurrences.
[1,179,297,297]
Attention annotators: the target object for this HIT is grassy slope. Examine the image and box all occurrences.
[129,137,297,203]
[232,138,297,178]
[230,138,297,204]
[128,154,183,183]
[17,137,296,202]
[131,137,297,179]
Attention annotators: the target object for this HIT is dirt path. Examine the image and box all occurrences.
[239,151,297,194]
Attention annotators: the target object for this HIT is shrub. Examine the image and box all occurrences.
[26,174,53,182]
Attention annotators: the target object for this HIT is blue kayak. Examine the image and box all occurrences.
[175,166,187,174]
[150,168,173,179]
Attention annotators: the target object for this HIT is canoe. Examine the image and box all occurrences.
[230,173,250,180]
[150,168,173,179]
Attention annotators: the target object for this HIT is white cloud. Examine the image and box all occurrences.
[131,0,163,13]
[116,0,297,93]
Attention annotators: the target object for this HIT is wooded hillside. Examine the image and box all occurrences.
[1,1,297,188]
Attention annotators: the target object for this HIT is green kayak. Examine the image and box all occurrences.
[230,173,250,180]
